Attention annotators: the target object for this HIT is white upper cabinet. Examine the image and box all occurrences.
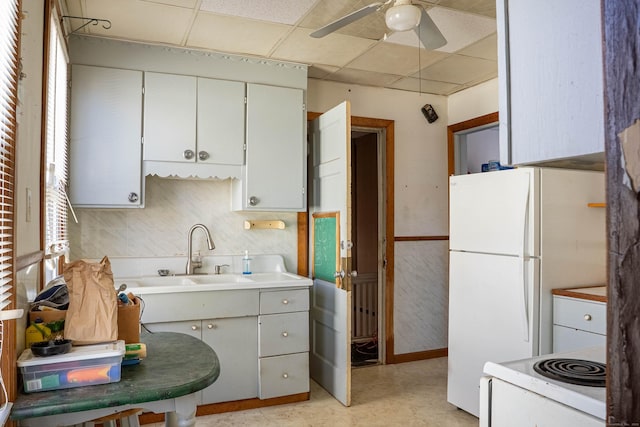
[143,72,245,168]
[143,72,196,163]
[232,84,306,211]
[69,65,143,207]
[197,77,245,165]
[497,0,604,167]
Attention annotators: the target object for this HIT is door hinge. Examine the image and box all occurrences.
[302,103,306,111]
[244,96,247,104]
[141,136,144,145]
[243,143,247,151]
[142,86,145,95]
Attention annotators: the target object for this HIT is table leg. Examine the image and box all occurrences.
[164,394,197,427]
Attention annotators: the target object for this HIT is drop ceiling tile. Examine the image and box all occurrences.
[456,33,497,60]
[82,0,194,44]
[188,12,292,57]
[415,54,496,84]
[389,77,459,95]
[429,7,496,53]
[437,0,497,18]
[347,42,447,76]
[199,0,316,25]
[271,27,376,67]
[308,64,340,79]
[328,68,401,87]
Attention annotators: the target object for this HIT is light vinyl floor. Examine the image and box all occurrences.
[150,357,479,427]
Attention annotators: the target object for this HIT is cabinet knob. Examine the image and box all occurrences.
[282,331,288,337]
[183,149,195,160]
[584,314,592,321]
[248,196,259,206]
[282,299,289,305]
[207,323,216,329]
[128,192,139,203]
[198,151,209,161]
[282,373,289,379]
[191,324,198,331]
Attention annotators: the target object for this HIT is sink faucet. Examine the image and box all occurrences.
[186,224,215,275]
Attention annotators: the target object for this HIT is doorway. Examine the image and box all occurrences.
[447,112,499,176]
[351,127,384,367]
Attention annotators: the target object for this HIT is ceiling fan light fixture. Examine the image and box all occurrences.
[385,3,421,32]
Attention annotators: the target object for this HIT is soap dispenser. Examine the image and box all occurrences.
[242,250,252,275]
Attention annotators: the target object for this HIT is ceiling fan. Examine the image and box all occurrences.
[310,0,447,50]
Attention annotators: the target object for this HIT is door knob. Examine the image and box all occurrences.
[198,151,209,161]
[183,149,195,160]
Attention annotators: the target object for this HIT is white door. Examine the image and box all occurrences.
[447,251,537,417]
[449,168,537,257]
[309,101,353,406]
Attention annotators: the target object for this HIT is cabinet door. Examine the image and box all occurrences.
[244,84,305,211]
[497,0,604,165]
[201,316,258,404]
[143,72,196,162]
[197,78,245,165]
[69,65,143,207]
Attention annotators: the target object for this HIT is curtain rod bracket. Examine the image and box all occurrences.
[61,15,112,35]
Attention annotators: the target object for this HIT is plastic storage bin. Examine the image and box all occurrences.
[17,340,125,393]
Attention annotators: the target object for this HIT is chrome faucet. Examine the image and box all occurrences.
[186,224,215,275]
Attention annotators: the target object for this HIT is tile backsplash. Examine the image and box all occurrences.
[68,176,299,272]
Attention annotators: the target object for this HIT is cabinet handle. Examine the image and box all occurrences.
[282,373,289,379]
[282,299,289,305]
[128,192,139,203]
[584,314,592,321]
[207,323,216,329]
[248,196,259,206]
[183,149,195,160]
[282,331,288,337]
[191,324,198,331]
[198,151,210,161]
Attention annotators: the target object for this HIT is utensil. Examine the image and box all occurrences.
[31,339,72,357]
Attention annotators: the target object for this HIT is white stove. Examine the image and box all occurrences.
[480,347,606,427]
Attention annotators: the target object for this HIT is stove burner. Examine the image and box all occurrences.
[533,358,606,387]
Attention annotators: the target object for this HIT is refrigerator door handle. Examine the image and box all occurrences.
[519,260,529,342]
[517,173,531,258]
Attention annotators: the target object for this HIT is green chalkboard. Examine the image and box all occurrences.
[313,213,338,283]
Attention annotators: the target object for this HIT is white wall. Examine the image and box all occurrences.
[447,78,499,125]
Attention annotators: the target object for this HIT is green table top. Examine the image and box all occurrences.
[11,332,220,420]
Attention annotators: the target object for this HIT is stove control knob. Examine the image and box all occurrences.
[584,314,592,321]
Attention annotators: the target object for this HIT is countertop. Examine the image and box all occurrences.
[117,272,312,295]
[552,286,607,303]
[11,332,220,421]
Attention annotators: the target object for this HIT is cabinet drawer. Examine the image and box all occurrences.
[259,312,309,357]
[553,325,606,353]
[553,296,606,335]
[258,352,309,399]
[260,289,309,314]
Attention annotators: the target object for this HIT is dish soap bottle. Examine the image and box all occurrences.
[242,250,252,275]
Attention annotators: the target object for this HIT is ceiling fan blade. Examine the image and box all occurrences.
[414,7,446,50]
[310,2,384,38]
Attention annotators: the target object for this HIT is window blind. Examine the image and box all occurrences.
[0,0,20,322]
[0,0,22,423]
[44,10,70,284]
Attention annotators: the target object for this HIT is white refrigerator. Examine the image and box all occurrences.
[447,167,606,417]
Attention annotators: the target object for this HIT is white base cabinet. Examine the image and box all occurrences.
[140,286,309,407]
[145,317,258,404]
[552,295,606,353]
[258,288,309,399]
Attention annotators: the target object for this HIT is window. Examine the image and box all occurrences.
[44,9,70,285]
[0,0,20,421]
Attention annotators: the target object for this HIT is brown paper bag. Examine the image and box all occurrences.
[63,256,118,345]
[117,296,141,344]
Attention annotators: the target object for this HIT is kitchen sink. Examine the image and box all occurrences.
[189,274,254,284]
[119,274,253,288]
